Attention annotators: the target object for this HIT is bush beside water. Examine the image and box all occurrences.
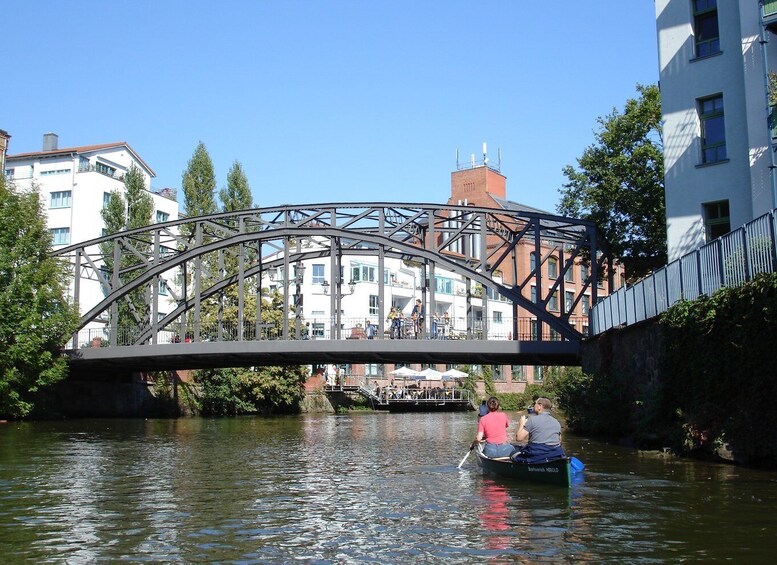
[551,273,777,467]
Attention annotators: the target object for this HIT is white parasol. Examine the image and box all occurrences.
[441,368,468,381]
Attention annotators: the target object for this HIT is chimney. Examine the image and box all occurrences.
[42,132,59,151]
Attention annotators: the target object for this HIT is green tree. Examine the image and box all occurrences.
[99,164,154,334]
[0,176,79,418]
[181,141,217,236]
[220,160,253,212]
[558,83,666,280]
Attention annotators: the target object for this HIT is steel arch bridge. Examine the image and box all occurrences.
[56,202,614,371]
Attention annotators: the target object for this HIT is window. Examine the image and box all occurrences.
[693,0,719,58]
[312,323,325,338]
[312,264,325,284]
[582,294,590,316]
[50,227,70,245]
[699,95,726,164]
[703,200,731,241]
[491,365,505,382]
[493,311,502,324]
[580,263,589,283]
[369,295,379,316]
[158,279,168,295]
[548,256,558,278]
[530,252,537,272]
[50,190,72,208]
[156,211,169,223]
[565,290,575,313]
[530,320,538,340]
[95,162,116,177]
[41,168,71,176]
[366,363,381,376]
[103,192,111,208]
[565,264,574,282]
[531,286,538,304]
[548,290,559,311]
[160,246,174,257]
[350,262,376,283]
[157,312,167,322]
[535,366,544,383]
[5,168,14,179]
[435,276,454,295]
[511,365,527,382]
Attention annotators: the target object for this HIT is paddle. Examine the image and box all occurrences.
[457,443,477,468]
[570,456,585,473]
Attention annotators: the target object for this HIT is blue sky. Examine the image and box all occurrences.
[3,1,658,215]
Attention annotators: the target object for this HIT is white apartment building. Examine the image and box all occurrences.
[5,133,180,333]
[655,0,777,261]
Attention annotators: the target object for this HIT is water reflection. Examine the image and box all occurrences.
[478,480,512,551]
[1,413,777,562]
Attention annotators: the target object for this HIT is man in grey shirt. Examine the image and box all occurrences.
[513,397,564,463]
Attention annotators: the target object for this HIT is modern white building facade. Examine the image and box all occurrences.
[655,0,777,260]
[5,133,180,332]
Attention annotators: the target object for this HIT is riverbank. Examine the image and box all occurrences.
[575,273,777,469]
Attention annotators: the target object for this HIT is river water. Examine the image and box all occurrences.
[1,412,776,563]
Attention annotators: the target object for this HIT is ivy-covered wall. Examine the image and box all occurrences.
[578,273,777,467]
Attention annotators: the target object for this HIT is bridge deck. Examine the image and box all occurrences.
[67,339,580,372]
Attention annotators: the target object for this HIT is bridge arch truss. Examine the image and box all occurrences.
[54,202,614,352]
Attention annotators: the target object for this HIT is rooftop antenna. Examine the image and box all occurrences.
[456,147,459,169]
[483,142,488,165]
[498,147,502,169]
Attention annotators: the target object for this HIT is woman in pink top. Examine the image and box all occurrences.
[473,397,514,458]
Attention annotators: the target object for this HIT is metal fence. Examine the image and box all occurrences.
[68,315,591,350]
[591,209,777,335]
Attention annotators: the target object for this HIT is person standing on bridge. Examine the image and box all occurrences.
[472,397,513,458]
[411,299,424,339]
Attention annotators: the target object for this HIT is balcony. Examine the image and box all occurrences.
[764,0,777,29]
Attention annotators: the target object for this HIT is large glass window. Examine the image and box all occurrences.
[693,0,720,58]
[699,95,726,164]
[156,211,169,223]
[50,190,71,208]
[435,276,454,294]
[703,200,731,241]
[50,227,70,245]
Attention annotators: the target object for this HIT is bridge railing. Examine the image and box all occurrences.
[67,315,590,349]
[591,208,777,335]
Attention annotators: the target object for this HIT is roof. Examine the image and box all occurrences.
[7,141,156,177]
